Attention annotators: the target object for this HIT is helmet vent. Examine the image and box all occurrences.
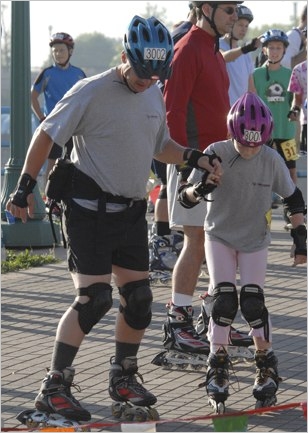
[251,104,256,120]
[142,28,151,42]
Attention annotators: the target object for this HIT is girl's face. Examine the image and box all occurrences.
[263,41,285,63]
[234,141,262,159]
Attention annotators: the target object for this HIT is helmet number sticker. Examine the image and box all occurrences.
[244,129,262,143]
[144,48,166,61]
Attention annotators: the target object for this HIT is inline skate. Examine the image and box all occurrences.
[200,347,231,414]
[195,292,255,363]
[148,231,183,284]
[17,367,90,430]
[253,350,282,408]
[109,356,159,422]
[151,304,210,370]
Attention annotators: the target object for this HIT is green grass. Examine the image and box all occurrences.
[1,249,60,274]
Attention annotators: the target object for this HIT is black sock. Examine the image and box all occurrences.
[50,341,79,371]
[156,221,171,236]
[114,342,140,365]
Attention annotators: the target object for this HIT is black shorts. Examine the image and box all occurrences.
[48,138,73,160]
[63,199,149,275]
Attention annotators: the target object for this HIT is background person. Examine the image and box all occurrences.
[250,29,298,226]
[161,1,243,358]
[149,2,197,275]
[31,32,86,211]
[288,27,307,156]
[219,4,261,105]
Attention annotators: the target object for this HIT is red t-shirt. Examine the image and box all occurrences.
[164,25,230,150]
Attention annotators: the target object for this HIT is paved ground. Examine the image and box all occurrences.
[1,200,307,432]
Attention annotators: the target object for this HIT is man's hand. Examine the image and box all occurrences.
[6,193,35,223]
[6,173,37,223]
[197,153,223,184]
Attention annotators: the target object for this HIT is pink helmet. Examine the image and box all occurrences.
[227,92,273,147]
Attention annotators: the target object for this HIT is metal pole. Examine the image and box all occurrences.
[1,1,59,247]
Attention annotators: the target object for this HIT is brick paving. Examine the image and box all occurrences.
[1,206,307,432]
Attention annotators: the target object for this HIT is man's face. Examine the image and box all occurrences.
[232,18,250,40]
[210,3,239,35]
[121,52,158,93]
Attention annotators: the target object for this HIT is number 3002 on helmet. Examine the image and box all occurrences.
[123,15,174,82]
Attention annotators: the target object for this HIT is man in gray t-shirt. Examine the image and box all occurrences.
[7,16,222,422]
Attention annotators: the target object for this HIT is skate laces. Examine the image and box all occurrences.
[254,351,282,386]
[199,349,239,391]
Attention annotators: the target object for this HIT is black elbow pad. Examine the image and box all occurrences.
[282,187,306,216]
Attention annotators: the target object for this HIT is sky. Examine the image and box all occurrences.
[1,1,307,68]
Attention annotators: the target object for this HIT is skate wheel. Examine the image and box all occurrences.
[255,400,264,409]
[134,407,147,422]
[148,407,160,421]
[191,364,203,371]
[217,402,225,414]
[111,402,123,418]
[123,406,134,421]
[25,420,40,428]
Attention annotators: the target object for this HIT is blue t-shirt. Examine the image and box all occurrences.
[32,63,86,115]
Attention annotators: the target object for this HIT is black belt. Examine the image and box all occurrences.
[105,193,135,205]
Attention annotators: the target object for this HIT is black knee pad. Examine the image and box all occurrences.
[240,284,269,330]
[211,282,238,327]
[72,283,113,334]
[119,279,153,330]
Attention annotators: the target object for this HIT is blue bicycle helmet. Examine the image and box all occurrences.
[261,29,289,48]
[123,16,174,81]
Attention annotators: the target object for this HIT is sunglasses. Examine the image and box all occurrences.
[216,6,239,15]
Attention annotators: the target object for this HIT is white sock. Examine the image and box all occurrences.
[172,293,193,306]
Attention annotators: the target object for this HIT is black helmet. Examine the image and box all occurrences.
[123,16,174,81]
[237,5,254,23]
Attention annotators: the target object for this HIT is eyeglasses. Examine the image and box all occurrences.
[216,6,239,15]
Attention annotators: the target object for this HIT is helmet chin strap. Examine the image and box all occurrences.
[201,6,223,52]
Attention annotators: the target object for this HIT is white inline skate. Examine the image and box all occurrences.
[152,304,210,370]
[199,347,231,414]
[253,350,282,409]
[109,356,159,422]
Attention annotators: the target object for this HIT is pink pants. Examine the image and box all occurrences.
[205,239,272,346]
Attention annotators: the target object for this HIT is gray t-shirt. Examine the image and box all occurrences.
[42,67,170,200]
[188,140,296,252]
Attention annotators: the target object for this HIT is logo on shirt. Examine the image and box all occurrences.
[266,83,285,102]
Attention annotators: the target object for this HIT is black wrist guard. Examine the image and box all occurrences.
[183,148,222,169]
[287,106,301,119]
[241,38,258,54]
[10,173,37,208]
[290,225,307,256]
[178,184,199,209]
[193,175,217,202]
